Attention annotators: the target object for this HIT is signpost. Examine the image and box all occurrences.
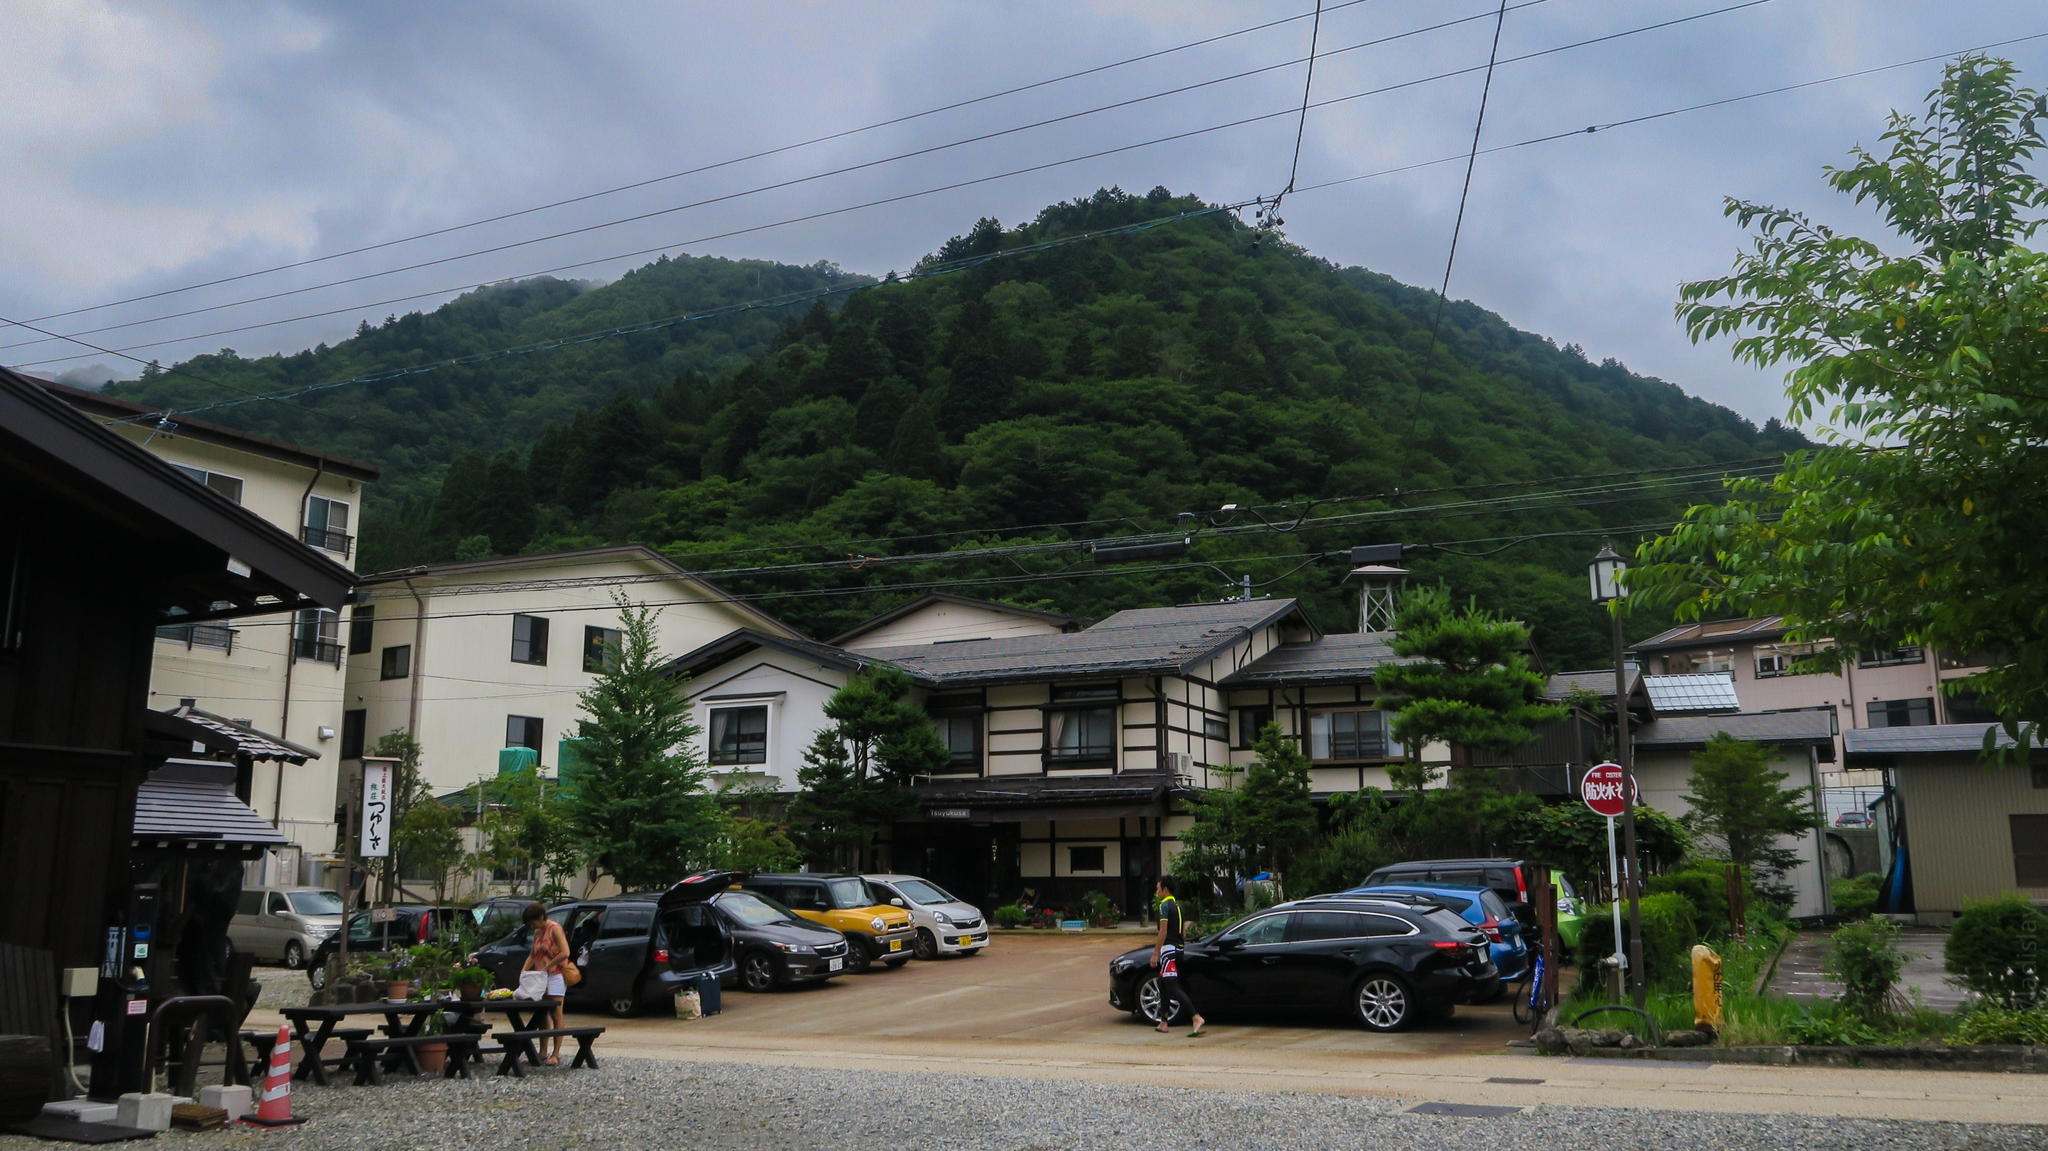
[345,756,400,971]
[1582,762,1635,991]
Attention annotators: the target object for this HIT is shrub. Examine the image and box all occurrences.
[1830,873,1881,920]
[1786,1006,1878,1046]
[991,904,1026,928]
[1945,895,2048,1009]
[1826,918,1905,1018]
[1646,864,1734,936]
[1955,1004,2048,1045]
[1576,893,1701,991]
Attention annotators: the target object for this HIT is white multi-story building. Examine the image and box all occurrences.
[46,379,376,887]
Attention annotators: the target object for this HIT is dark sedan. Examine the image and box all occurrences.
[1106,896,1496,1032]
[711,889,851,991]
[472,872,738,1015]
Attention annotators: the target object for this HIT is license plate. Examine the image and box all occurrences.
[827,958,843,972]
[957,936,973,946]
[888,939,903,952]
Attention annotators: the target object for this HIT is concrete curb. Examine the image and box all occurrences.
[1568,1044,2047,1072]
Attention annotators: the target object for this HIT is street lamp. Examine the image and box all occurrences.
[1589,542,1646,1010]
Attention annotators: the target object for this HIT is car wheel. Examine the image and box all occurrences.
[283,940,305,970]
[1136,975,1183,1026]
[608,995,638,1018]
[307,963,327,992]
[844,940,872,974]
[913,928,938,961]
[1353,973,1415,1032]
[740,951,778,993]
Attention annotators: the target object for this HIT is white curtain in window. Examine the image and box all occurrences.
[1309,712,1332,760]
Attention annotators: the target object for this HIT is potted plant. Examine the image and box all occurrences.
[992,905,1026,930]
[380,951,414,1002]
[450,959,493,1000]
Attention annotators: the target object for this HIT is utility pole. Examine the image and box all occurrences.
[1589,542,1646,1010]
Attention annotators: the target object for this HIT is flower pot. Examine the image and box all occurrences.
[415,1041,448,1074]
[384,979,411,1001]
[459,983,483,1001]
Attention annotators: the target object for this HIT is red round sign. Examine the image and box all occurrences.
[1581,762,1635,818]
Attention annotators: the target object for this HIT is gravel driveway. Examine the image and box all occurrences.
[7,1057,2033,1151]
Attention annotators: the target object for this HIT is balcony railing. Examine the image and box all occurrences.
[301,524,354,557]
[156,623,236,655]
[293,637,344,666]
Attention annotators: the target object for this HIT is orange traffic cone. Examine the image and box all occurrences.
[240,1024,306,1127]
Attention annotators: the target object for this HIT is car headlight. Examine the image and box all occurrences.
[870,916,886,933]
[933,911,953,925]
[774,942,815,954]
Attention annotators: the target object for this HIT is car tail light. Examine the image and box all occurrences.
[1514,865,1528,906]
[1432,941,1464,950]
[1480,915,1503,943]
[654,948,670,965]
[416,917,428,944]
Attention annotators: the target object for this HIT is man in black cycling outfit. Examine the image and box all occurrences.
[1151,877,1205,1036]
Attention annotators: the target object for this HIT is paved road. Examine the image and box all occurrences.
[224,933,2048,1127]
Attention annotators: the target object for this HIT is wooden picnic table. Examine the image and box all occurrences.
[461,997,564,1075]
[280,1001,480,1086]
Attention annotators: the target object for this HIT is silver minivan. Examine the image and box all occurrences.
[229,886,344,968]
[863,874,989,960]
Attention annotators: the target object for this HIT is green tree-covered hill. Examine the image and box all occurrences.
[108,187,1803,667]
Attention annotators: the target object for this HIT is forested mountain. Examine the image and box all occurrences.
[106,187,1804,668]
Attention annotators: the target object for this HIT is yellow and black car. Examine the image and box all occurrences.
[739,874,914,972]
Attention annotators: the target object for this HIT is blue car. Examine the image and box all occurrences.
[1343,882,1529,984]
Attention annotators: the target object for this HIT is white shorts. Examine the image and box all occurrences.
[546,974,566,997]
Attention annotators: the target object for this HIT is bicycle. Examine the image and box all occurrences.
[1512,949,1547,1026]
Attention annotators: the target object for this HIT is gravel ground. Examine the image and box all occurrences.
[7,1058,2037,1151]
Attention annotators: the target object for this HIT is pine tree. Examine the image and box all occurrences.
[823,667,950,783]
[1682,733,1822,896]
[563,599,725,890]
[1372,585,1565,787]
[785,730,912,871]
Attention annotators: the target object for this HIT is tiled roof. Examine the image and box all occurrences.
[156,704,318,762]
[1635,710,1835,748]
[1643,674,1742,714]
[1221,632,1404,686]
[1545,668,1642,700]
[1630,617,1786,653]
[1842,722,2033,756]
[134,764,288,845]
[860,598,1304,686]
[830,592,1082,645]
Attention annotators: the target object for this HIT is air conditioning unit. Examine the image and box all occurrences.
[1166,751,1193,775]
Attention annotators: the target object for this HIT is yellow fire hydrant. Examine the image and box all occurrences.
[1691,943,1724,1034]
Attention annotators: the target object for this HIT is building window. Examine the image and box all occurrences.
[709,706,768,765]
[511,614,549,665]
[1753,643,1820,678]
[935,715,981,773]
[293,609,341,665]
[1943,690,1999,725]
[1047,686,1116,766]
[2032,763,2048,790]
[1069,845,1107,873]
[1866,697,1934,728]
[2014,815,2048,887]
[380,644,411,680]
[1940,648,1999,671]
[1202,715,1229,741]
[348,605,374,655]
[1858,646,1925,668]
[1666,649,1734,674]
[506,715,543,754]
[583,626,622,673]
[1236,706,1273,748]
[1309,709,1391,760]
[170,463,244,504]
[340,709,366,759]
[302,496,352,555]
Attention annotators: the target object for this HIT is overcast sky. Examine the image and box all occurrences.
[5,0,2042,425]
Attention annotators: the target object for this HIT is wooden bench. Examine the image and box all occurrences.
[492,1027,605,1077]
[343,1034,483,1085]
[245,1027,374,1081]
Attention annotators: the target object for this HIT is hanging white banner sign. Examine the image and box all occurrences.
[360,758,394,857]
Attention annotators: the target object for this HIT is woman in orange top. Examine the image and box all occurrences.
[520,903,570,1066]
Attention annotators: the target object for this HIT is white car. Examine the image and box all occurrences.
[863,874,990,960]
[228,886,344,968]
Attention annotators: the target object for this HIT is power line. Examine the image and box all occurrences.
[0,2,1540,358]
[9,0,1751,368]
[1409,0,1510,437]
[16,0,1378,329]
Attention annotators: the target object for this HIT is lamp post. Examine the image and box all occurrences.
[1589,542,1646,1010]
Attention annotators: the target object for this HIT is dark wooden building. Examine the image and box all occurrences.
[0,366,353,973]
